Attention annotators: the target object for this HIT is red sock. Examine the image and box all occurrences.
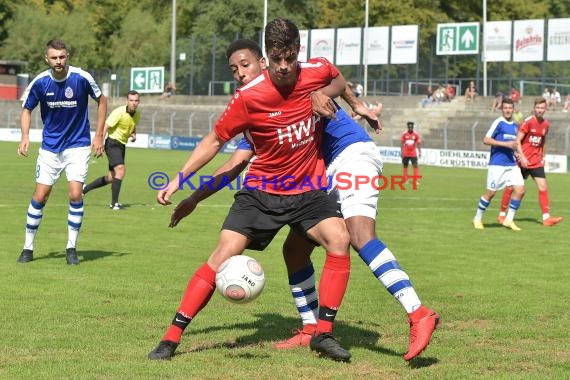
[500,187,513,213]
[538,190,550,215]
[316,253,350,333]
[413,166,420,178]
[408,305,430,322]
[163,263,216,343]
[403,167,409,180]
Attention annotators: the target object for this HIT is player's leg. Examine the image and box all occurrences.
[82,172,110,195]
[304,215,351,361]
[336,143,439,360]
[18,148,62,263]
[273,231,317,349]
[402,157,410,180]
[63,146,90,264]
[110,164,125,208]
[473,166,501,228]
[502,167,525,230]
[498,187,513,224]
[149,189,279,360]
[534,170,563,226]
[411,157,420,183]
[83,138,116,196]
[104,139,126,208]
[148,229,250,360]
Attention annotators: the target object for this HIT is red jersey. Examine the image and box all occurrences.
[519,115,549,168]
[214,57,339,195]
[401,131,421,157]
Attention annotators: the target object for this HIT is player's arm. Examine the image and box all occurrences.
[515,129,528,168]
[417,138,422,157]
[130,124,137,142]
[170,148,254,227]
[310,70,347,119]
[92,94,108,158]
[483,136,517,150]
[17,108,32,157]
[157,130,224,206]
[315,72,381,133]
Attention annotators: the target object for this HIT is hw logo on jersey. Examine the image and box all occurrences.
[277,116,319,146]
[528,135,543,146]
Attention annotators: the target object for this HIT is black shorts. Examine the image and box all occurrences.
[105,138,126,170]
[222,189,342,251]
[402,156,418,166]
[521,166,545,180]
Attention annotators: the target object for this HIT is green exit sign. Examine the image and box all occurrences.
[437,22,479,55]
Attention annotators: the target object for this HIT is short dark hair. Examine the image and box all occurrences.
[502,98,514,106]
[407,121,414,127]
[46,39,68,52]
[226,39,263,60]
[127,90,139,97]
[265,18,300,54]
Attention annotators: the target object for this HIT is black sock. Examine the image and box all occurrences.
[83,176,108,194]
[111,178,123,204]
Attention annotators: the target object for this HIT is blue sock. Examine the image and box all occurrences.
[359,238,421,313]
[288,263,318,325]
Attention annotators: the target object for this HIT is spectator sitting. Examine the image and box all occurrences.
[551,88,561,110]
[446,83,456,100]
[160,83,176,100]
[491,91,504,112]
[542,88,551,108]
[465,80,477,103]
[563,94,570,112]
[353,80,363,97]
[433,84,449,104]
[421,85,434,108]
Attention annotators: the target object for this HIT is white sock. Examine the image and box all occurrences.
[67,200,84,249]
[24,199,44,250]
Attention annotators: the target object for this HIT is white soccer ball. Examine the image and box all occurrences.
[215,255,265,303]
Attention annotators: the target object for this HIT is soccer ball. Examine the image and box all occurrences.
[215,255,265,303]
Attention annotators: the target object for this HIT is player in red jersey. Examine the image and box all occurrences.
[148,18,352,362]
[498,97,563,226]
[401,121,422,184]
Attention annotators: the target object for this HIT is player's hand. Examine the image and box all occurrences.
[352,103,382,133]
[17,139,30,157]
[130,134,137,143]
[157,181,178,206]
[169,197,198,227]
[92,136,105,158]
[506,141,518,150]
[310,91,338,119]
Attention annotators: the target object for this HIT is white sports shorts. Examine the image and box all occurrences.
[36,146,91,186]
[486,164,524,191]
[326,141,383,219]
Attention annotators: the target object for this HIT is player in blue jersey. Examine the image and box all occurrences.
[473,98,525,231]
[166,39,440,361]
[16,39,107,265]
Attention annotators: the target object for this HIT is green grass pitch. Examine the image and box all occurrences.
[1,141,568,379]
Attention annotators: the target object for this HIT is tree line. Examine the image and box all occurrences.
[1,0,569,95]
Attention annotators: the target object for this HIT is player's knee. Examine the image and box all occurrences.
[330,226,350,253]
